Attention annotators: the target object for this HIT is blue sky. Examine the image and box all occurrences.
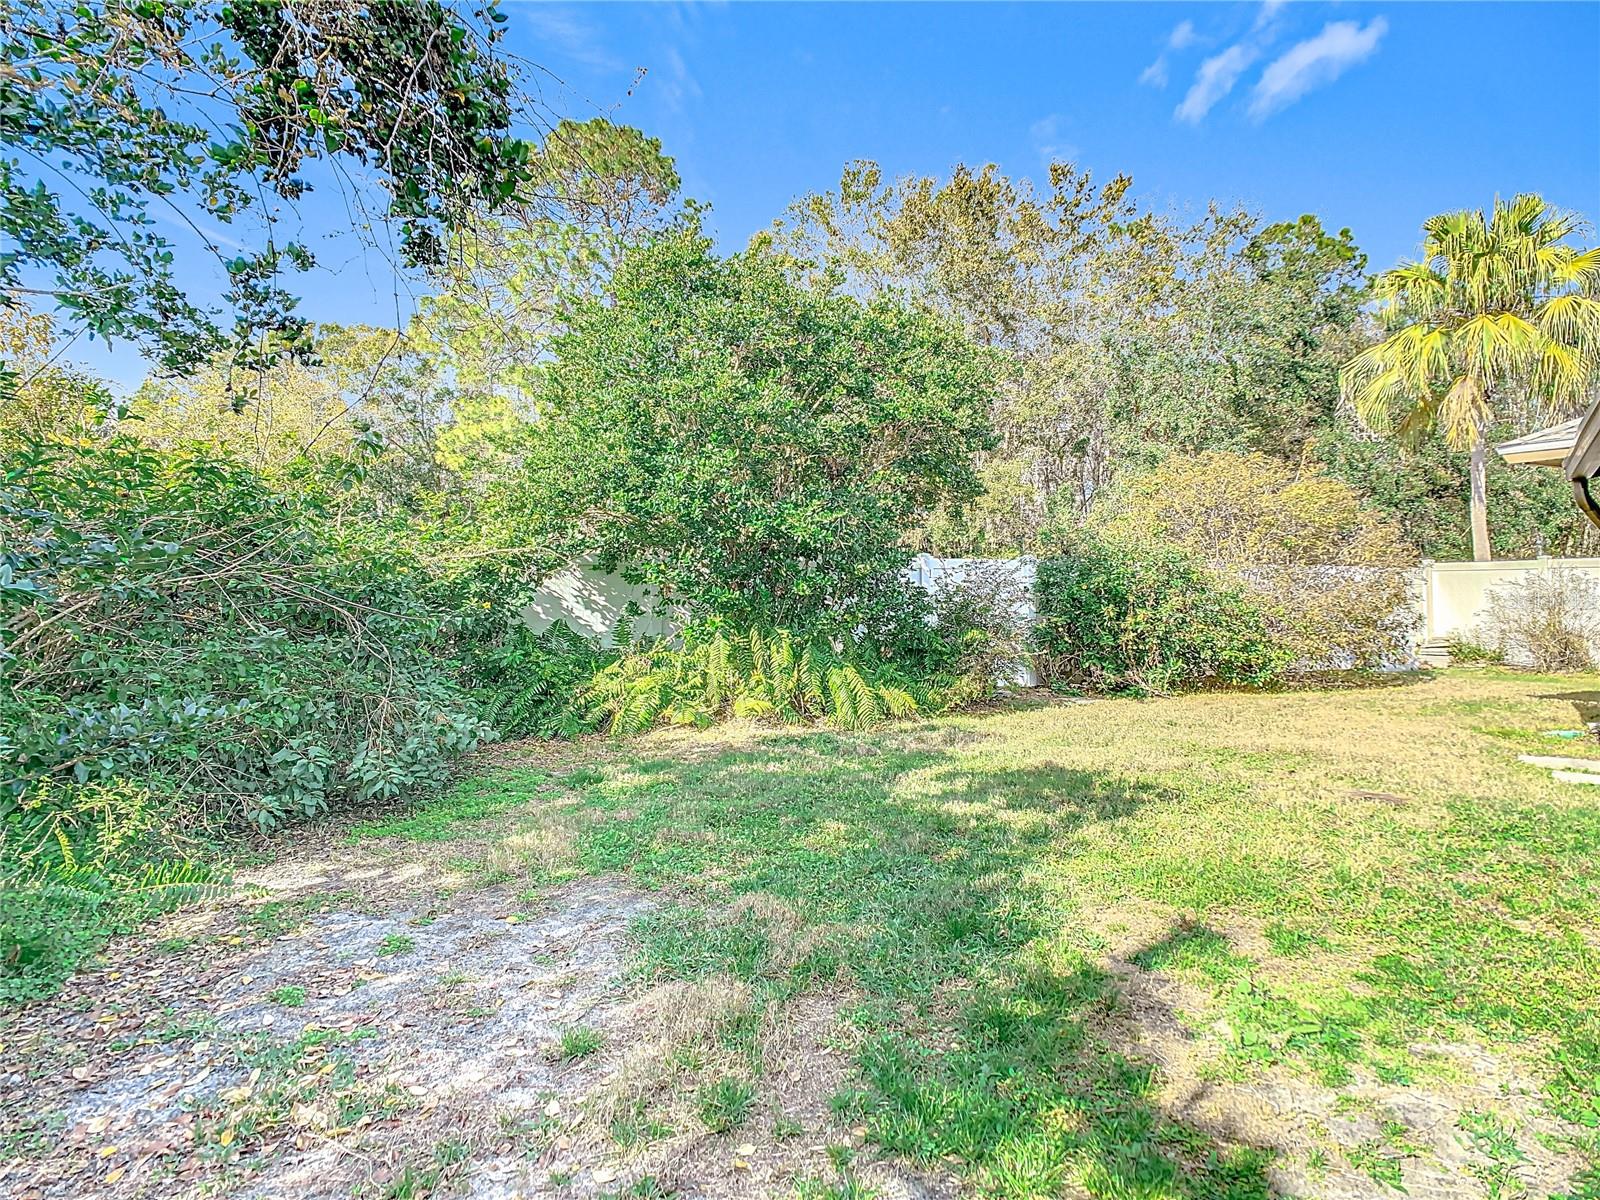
[71,1,1600,388]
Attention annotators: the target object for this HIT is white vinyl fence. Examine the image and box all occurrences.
[520,553,1600,673]
[519,560,676,648]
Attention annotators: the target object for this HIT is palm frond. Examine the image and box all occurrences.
[1351,191,1600,450]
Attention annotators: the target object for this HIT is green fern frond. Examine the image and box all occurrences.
[732,695,776,720]
[826,664,884,730]
[799,645,828,712]
[877,687,919,719]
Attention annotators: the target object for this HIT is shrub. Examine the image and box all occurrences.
[1097,451,1417,672]
[1034,531,1293,694]
[2,436,490,833]
[1241,566,1418,672]
[1101,450,1412,568]
[1448,639,1503,665]
[1481,569,1600,673]
[520,230,998,632]
[925,561,1037,694]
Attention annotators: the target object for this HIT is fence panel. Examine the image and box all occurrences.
[1423,558,1600,644]
[518,553,1600,674]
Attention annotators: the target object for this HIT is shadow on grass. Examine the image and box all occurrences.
[1537,689,1600,730]
[565,727,1279,1199]
[1275,668,1438,693]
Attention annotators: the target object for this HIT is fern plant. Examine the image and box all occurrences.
[463,625,609,739]
[582,627,938,736]
[1,778,230,1001]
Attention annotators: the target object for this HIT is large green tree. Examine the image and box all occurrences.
[1,0,538,385]
[413,118,683,402]
[761,161,1371,553]
[758,160,1132,538]
[521,231,998,629]
[1341,194,1600,561]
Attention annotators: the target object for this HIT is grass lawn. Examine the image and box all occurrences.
[7,669,1600,1200]
[422,668,1600,1198]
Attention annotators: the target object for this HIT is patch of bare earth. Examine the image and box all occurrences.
[1090,909,1589,1200]
[0,847,946,1200]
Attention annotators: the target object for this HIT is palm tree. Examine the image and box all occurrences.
[1341,194,1600,560]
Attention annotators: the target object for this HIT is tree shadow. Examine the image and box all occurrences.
[1536,689,1600,732]
[1536,688,1600,704]
[931,761,1167,818]
[1277,667,1438,693]
[580,728,1281,1197]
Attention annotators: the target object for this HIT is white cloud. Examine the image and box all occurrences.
[1175,43,1258,123]
[1253,0,1288,32]
[1029,114,1079,166]
[1139,19,1199,88]
[521,5,621,71]
[1249,17,1388,119]
[656,44,702,113]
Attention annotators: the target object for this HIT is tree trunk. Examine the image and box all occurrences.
[1469,426,1492,562]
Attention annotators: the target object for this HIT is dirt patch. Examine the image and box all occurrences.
[0,863,946,1200]
[0,876,652,1200]
[486,984,956,1200]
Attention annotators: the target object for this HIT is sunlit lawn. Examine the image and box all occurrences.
[368,668,1600,1198]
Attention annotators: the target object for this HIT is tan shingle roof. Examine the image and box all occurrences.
[1495,418,1582,466]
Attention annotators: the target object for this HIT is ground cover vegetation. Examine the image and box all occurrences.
[4,673,1598,1198]
[4,31,1600,1193]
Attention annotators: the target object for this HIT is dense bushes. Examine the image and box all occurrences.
[1315,421,1600,562]
[1100,451,1412,568]
[463,612,990,741]
[1242,565,1416,673]
[1034,531,1293,694]
[1,434,494,995]
[2,437,490,833]
[1090,451,1417,675]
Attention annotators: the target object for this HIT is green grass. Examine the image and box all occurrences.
[340,671,1600,1196]
[267,984,306,1007]
[379,1140,470,1200]
[376,933,415,957]
[795,1146,878,1198]
[348,771,545,842]
[555,1025,604,1060]
[697,1075,755,1133]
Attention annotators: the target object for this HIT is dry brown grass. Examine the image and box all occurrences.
[588,973,756,1131]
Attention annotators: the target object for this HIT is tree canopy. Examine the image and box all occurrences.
[761,160,1374,552]
[520,230,999,629]
[1,0,538,384]
[413,118,684,401]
